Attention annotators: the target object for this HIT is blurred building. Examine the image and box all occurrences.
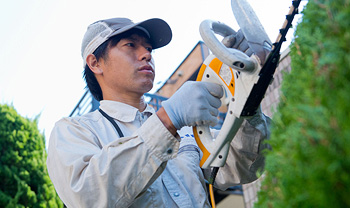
[70,41,291,208]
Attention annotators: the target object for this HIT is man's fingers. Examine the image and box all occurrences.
[237,40,249,52]
[232,30,245,49]
[222,34,236,48]
[202,82,224,98]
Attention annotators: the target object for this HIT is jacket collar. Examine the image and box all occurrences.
[99,100,155,122]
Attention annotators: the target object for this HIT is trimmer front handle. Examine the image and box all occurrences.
[199,20,258,73]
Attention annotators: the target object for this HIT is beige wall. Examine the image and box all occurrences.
[218,195,245,208]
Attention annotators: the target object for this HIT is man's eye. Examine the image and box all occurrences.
[126,43,135,47]
[146,47,153,53]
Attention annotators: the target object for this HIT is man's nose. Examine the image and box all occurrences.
[139,47,152,62]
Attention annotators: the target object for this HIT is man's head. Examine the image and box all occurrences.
[81,17,172,101]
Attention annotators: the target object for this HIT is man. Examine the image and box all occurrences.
[47,17,271,207]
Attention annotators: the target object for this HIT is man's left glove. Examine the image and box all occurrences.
[222,29,253,57]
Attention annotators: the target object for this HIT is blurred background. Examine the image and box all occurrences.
[0,0,305,145]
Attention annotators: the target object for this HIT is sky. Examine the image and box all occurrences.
[0,0,307,145]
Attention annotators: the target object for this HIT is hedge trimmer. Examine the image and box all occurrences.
[193,0,302,206]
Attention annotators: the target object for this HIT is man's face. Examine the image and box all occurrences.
[98,32,155,99]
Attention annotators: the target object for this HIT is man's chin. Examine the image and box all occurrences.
[140,82,154,94]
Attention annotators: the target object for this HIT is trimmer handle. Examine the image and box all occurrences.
[194,19,261,169]
[199,20,257,72]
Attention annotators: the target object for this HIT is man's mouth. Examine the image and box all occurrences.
[139,65,154,73]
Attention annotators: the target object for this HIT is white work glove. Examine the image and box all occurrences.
[222,29,253,57]
[162,81,223,130]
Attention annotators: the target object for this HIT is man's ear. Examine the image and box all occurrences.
[86,54,103,74]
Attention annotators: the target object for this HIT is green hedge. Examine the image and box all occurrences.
[0,104,63,208]
[255,0,350,207]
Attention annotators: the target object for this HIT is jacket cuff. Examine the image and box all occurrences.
[136,114,180,161]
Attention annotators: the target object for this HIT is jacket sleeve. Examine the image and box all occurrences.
[47,114,179,208]
[206,110,271,190]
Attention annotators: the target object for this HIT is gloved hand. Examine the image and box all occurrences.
[162,81,223,130]
[221,29,253,57]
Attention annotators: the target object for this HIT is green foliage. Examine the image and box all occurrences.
[255,0,350,207]
[0,104,63,208]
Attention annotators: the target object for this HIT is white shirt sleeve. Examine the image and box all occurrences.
[47,114,179,208]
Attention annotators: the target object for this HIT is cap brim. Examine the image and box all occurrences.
[109,18,172,49]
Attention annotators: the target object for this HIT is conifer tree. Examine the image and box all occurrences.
[0,104,63,207]
[256,0,350,207]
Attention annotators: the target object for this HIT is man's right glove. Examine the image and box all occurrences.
[162,81,223,130]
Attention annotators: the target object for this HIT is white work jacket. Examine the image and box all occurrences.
[47,100,270,208]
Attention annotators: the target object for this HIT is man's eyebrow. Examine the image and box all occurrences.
[124,36,152,45]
